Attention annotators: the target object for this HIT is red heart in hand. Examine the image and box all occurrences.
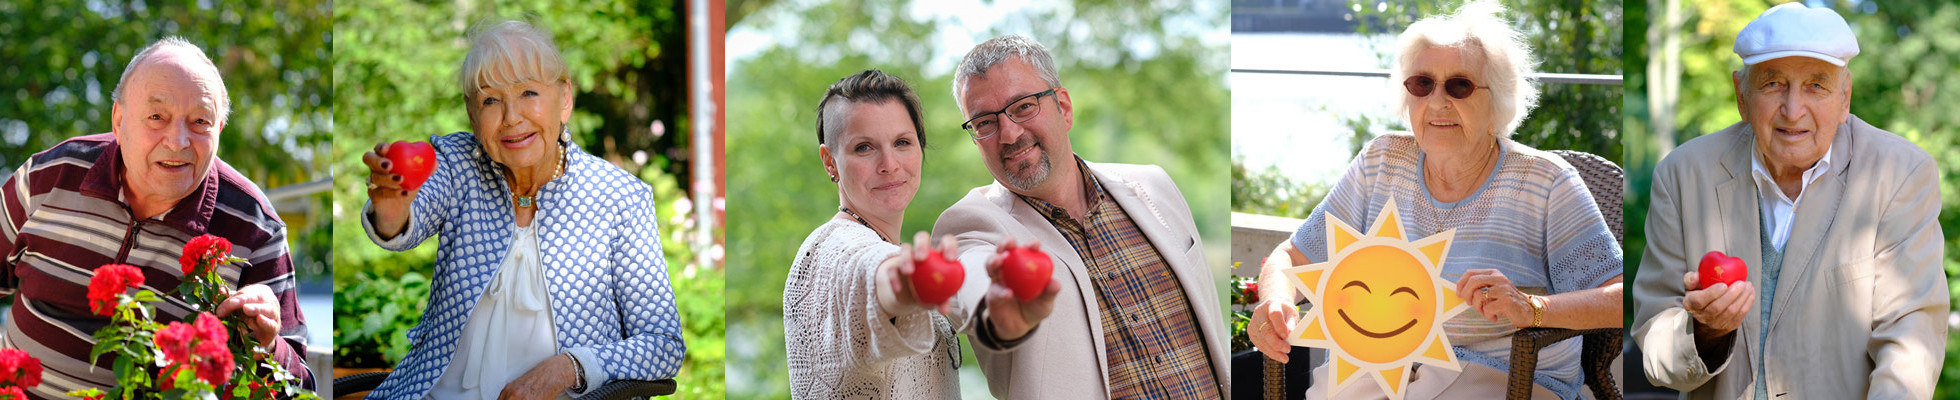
[1697,251,1748,290]
[998,246,1054,301]
[383,141,437,191]
[912,249,964,306]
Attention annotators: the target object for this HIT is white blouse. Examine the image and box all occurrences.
[428,221,567,399]
[783,219,961,399]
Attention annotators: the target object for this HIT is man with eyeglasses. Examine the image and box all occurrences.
[931,35,1226,399]
[1633,3,1946,399]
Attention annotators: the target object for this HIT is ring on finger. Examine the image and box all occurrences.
[367,182,379,190]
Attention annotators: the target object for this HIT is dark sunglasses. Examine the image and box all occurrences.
[1403,76,1489,99]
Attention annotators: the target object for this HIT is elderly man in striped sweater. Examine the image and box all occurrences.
[0,37,311,397]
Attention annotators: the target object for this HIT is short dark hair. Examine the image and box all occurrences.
[816,70,927,153]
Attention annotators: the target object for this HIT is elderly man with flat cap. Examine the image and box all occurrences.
[1632,3,1947,399]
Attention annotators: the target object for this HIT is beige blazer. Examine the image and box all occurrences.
[932,161,1227,399]
[1632,115,1947,399]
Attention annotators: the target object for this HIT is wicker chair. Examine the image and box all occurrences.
[332,371,676,399]
[1504,150,1625,400]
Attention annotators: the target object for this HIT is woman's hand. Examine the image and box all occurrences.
[1248,298,1298,362]
[362,142,417,238]
[499,354,579,400]
[877,232,957,316]
[983,238,1061,341]
[1456,269,1535,329]
[1253,240,1311,362]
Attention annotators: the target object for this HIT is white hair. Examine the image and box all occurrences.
[458,19,570,104]
[112,37,231,124]
[951,35,1062,113]
[1390,0,1539,138]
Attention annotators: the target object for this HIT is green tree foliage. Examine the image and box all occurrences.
[1231,158,1324,219]
[1628,1,1960,395]
[330,1,723,396]
[724,0,1227,398]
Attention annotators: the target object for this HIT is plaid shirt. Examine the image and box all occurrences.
[1018,159,1219,399]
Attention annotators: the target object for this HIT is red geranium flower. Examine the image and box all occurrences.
[0,349,42,389]
[178,235,232,276]
[85,264,145,316]
[0,386,23,399]
[154,313,232,387]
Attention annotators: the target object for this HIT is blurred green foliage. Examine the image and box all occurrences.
[333,271,430,366]
[1232,159,1325,219]
[0,1,334,278]
[724,0,1227,398]
[329,1,722,397]
[1626,0,1960,396]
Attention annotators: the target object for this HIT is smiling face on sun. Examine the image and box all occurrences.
[1326,246,1437,362]
[1282,202,1468,400]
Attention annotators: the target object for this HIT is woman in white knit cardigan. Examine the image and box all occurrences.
[782,69,964,399]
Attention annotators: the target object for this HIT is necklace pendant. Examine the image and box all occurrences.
[517,196,534,207]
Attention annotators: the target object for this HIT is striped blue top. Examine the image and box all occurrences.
[1290,133,1622,399]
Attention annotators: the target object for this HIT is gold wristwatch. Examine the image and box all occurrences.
[1527,294,1547,327]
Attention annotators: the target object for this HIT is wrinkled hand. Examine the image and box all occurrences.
[983,238,1061,341]
[1682,270,1754,339]
[878,232,957,315]
[1456,269,1534,328]
[362,143,417,237]
[215,284,281,348]
[1248,298,1298,362]
[499,354,578,400]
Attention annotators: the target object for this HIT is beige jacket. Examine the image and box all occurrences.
[1632,115,1947,399]
[932,161,1228,399]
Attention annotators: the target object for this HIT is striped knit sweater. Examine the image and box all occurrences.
[1290,133,1621,400]
[0,133,312,398]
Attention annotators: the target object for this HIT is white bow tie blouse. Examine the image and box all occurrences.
[429,220,566,399]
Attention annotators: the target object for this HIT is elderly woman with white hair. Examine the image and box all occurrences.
[1245,2,1623,399]
[359,19,685,399]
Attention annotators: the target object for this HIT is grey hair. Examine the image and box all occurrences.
[458,19,570,104]
[951,35,1063,113]
[112,37,231,124]
[1389,0,1539,138]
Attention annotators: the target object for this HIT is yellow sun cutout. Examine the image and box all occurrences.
[1282,202,1468,400]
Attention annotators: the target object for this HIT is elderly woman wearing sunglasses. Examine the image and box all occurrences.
[1246,2,1624,399]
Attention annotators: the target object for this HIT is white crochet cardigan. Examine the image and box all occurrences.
[784,219,960,399]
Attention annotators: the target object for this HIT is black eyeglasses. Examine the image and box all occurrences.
[1403,76,1489,99]
[961,88,1057,140]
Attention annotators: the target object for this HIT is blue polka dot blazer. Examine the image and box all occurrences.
[361,132,685,399]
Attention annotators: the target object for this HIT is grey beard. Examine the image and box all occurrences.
[1001,147,1052,191]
